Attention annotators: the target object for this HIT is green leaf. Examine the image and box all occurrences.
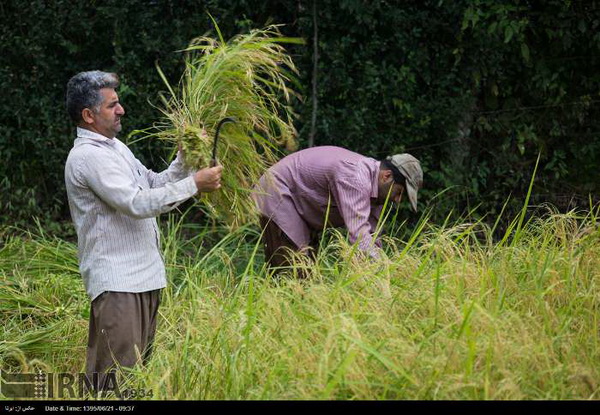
[504,25,514,43]
[520,42,530,62]
[461,7,472,31]
[491,83,499,97]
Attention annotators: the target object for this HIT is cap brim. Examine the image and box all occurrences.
[406,182,418,212]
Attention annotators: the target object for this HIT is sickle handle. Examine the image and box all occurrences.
[211,117,236,166]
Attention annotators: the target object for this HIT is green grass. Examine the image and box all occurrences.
[1,205,599,399]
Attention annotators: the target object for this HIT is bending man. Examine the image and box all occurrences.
[253,145,422,274]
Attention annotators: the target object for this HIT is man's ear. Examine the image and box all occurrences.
[81,108,95,125]
[382,169,393,181]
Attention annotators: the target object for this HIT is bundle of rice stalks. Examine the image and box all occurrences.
[155,22,303,228]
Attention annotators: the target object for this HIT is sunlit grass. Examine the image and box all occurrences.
[1,205,599,399]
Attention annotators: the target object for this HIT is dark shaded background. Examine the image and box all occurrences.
[1,0,598,236]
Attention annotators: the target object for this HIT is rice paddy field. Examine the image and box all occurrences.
[1,204,599,400]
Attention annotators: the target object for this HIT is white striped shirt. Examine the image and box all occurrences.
[65,127,198,300]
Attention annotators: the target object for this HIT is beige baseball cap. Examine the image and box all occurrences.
[386,153,423,212]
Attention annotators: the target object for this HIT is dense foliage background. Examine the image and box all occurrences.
[1,0,598,233]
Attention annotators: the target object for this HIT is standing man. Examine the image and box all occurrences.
[64,71,222,385]
[253,146,422,273]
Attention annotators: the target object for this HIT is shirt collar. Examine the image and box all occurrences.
[370,159,379,199]
[76,127,116,145]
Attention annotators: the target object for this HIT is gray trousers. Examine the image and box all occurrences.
[86,289,161,381]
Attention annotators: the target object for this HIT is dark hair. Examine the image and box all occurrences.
[65,71,119,123]
[381,159,406,186]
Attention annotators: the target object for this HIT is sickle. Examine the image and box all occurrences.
[210,117,236,167]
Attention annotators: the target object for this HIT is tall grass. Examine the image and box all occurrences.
[1,205,599,399]
[151,22,303,228]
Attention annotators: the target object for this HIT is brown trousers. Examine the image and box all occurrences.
[260,216,318,278]
[86,289,161,384]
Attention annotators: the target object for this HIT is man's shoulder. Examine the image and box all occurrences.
[331,150,375,172]
[290,146,364,167]
[329,156,377,192]
[68,139,112,158]
[66,140,117,177]
[298,145,358,156]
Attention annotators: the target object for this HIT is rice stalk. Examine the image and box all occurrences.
[153,21,303,228]
[2,203,599,399]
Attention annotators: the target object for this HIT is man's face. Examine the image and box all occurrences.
[83,88,125,138]
[376,171,404,205]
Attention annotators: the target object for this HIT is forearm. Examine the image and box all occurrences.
[86,162,198,219]
[121,176,198,218]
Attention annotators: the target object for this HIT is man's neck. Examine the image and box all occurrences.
[77,125,113,139]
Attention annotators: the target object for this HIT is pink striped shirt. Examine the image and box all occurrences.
[254,146,383,257]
